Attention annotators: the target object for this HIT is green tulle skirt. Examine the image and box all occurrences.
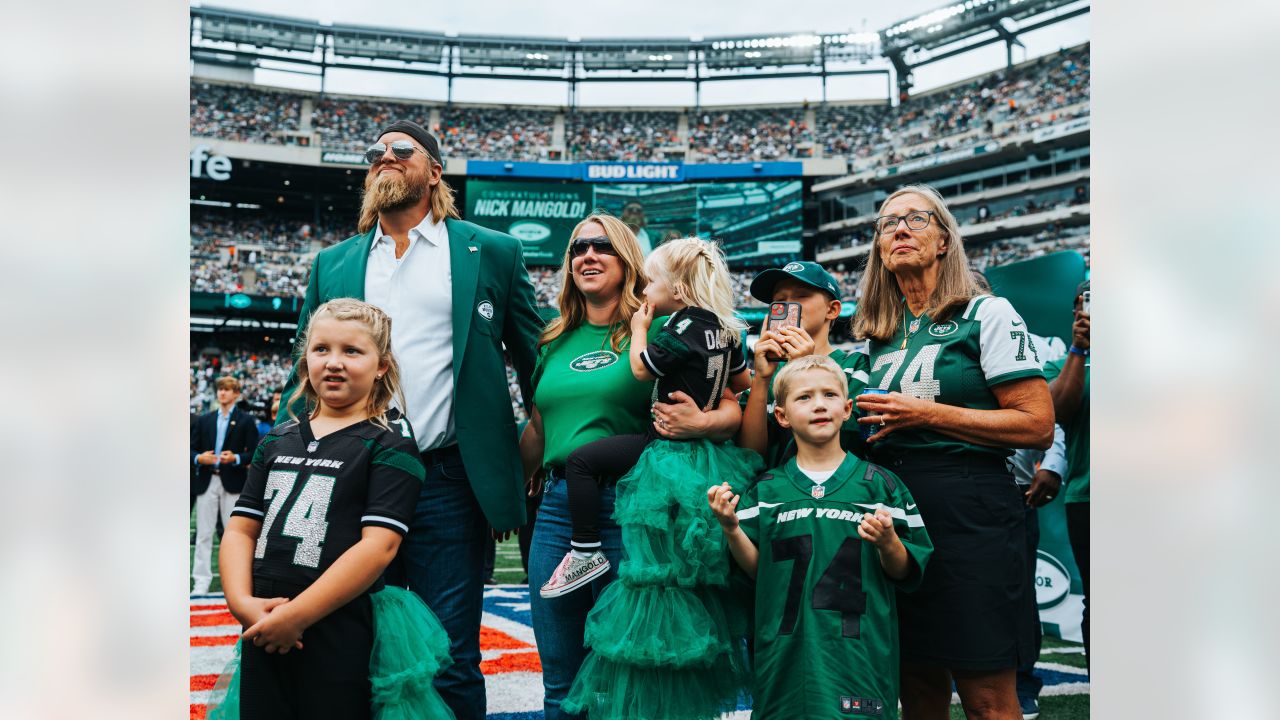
[205,585,455,720]
[562,437,763,720]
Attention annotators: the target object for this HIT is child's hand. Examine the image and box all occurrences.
[707,482,740,530]
[228,595,290,629]
[242,603,307,654]
[752,331,785,379]
[857,506,899,548]
[631,302,655,335]
[774,325,816,360]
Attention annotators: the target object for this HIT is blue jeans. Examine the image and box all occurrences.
[387,448,487,720]
[528,472,624,720]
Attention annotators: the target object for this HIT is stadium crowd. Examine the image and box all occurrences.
[190,350,292,416]
[567,110,680,161]
[190,82,304,145]
[688,107,814,161]
[833,45,1090,171]
[438,106,556,161]
[190,44,1089,168]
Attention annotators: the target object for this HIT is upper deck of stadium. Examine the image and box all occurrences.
[190,0,1090,169]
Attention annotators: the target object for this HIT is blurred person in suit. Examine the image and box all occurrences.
[191,376,259,594]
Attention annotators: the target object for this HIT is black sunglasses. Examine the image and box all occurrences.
[364,140,427,165]
[570,236,617,258]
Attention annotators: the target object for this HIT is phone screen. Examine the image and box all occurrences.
[1082,290,1091,315]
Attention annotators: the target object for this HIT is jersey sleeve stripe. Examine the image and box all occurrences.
[853,502,925,527]
[962,294,991,321]
[986,368,1046,386]
[639,348,665,377]
[735,500,781,520]
[849,369,870,384]
[361,515,410,533]
[730,354,748,373]
[231,507,264,518]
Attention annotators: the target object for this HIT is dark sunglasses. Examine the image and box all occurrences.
[570,236,617,258]
[364,140,427,164]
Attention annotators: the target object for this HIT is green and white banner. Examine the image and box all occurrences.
[464,180,594,264]
[988,250,1088,642]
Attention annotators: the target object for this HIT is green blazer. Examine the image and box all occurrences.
[277,217,544,531]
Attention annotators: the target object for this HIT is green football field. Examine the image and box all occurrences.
[193,514,1089,718]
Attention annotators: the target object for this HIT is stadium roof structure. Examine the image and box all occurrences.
[877,0,1090,97]
[190,4,886,105]
[190,2,1087,105]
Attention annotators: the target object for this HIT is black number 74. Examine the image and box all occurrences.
[771,534,868,638]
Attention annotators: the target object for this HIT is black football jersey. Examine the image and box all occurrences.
[232,410,425,586]
[639,306,747,411]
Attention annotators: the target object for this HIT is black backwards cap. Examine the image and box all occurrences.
[379,120,443,166]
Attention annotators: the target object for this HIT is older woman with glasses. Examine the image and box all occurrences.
[852,184,1054,720]
[519,214,743,720]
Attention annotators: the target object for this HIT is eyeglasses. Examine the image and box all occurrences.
[569,236,617,258]
[364,140,428,165]
[876,210,936,235]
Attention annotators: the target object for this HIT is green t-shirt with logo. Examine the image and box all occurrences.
[738,452,932,720]
[739,347,871,468]
[533,320,666,468]
[1043,356,1089,503]
[865,295,1045,457]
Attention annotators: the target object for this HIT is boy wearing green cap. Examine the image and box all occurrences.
[738,261,871,468]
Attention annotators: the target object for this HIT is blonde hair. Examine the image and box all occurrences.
[539,213,648,352]
[645,236,746,345]
[357,157,460,234]
[852,183,981,342]
[214,376,241,393]
[773,354,849,407]
[288,299,406,430]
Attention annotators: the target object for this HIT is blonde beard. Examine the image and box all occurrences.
[358,167,428,232]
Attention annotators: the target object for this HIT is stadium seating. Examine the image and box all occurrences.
[566,110,681,161]
[188,44,1088,166]
[190,82,305,145]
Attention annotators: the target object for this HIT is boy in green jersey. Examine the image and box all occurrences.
[710,355,933,719]
[738,261,870,468]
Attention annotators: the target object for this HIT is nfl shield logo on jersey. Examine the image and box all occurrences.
[811,485,825,499]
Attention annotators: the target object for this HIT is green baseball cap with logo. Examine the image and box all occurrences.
[749,261,842,303]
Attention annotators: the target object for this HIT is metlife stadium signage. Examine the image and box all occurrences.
[583,162,685,183]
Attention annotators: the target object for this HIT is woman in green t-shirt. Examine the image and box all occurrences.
[519,213,743,720]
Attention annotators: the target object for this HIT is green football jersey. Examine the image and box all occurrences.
[1043,356,1089,503]
[739,347,871,468]
[532,319,667,468]
[739,453,932,719]
[865,295,1045,457]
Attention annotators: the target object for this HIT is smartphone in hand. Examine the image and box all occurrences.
[763,302,802,362]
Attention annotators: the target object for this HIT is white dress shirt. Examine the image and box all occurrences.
[365,213,455,451]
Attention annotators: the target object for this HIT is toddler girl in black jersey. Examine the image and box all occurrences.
[212,299,452,720]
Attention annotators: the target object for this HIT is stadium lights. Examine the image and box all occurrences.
[885,2,968,37]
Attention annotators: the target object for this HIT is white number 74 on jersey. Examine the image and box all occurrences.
[872,345,941,402]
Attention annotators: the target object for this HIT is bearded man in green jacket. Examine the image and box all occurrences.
[278,120,543,720]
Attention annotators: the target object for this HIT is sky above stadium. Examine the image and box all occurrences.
[192,0,1089,106]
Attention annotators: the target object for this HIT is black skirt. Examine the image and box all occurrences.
[874,450,1032,671]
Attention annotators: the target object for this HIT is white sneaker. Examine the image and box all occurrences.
[539,551,611,598]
